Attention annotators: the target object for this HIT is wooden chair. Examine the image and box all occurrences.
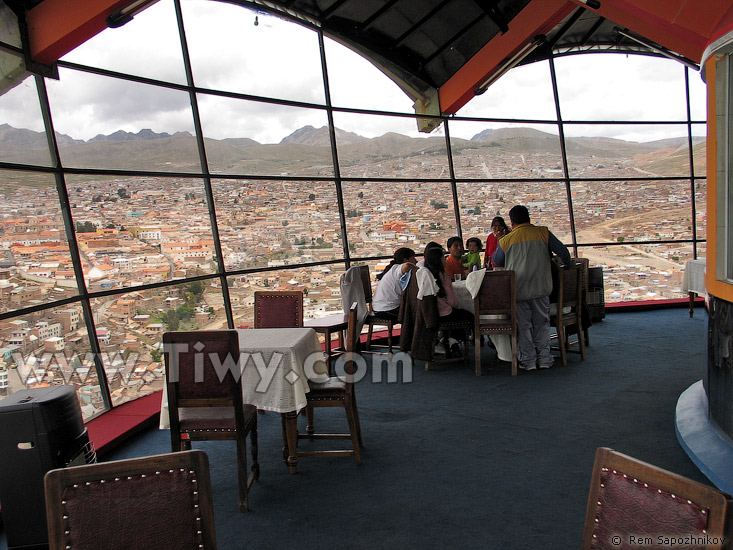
[359,265,397,352]
[297,303,363,464]
[582,447,732,549]
[254,290,303,328]
[44,450,217,550]
[574,257,591,346]
[473,269,518,376]
[164,330,259,512]
[550,260,586,366]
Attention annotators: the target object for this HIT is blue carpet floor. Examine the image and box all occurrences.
[0,308,711,549]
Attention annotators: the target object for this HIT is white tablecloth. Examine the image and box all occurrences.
[160,328,324,428]
[452,279,512,362]
[682,259,706,295]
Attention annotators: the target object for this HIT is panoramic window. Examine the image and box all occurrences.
[0,1,708,415]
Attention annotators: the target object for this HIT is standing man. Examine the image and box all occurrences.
[492,205,571,371]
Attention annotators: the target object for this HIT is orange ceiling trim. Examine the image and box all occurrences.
[439,0,574,115]
[27,0,130,65]
[587,0,712,62]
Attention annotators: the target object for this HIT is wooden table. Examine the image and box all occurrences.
[304,313,348,363]
[681,259,706,317]
[160,328,325,474]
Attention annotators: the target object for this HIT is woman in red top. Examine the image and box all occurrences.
[484,216,510,268]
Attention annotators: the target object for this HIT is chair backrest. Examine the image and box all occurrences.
[254,290,303,328]
[44,450,217,550]
[475,269,516,316]
[582,447,732,549]
[552,260,581,312]
[574,257,590,301]
[358,265,374,305]
[164,330,242,403]
[163,330,246,447]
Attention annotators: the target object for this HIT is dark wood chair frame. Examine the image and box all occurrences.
[359,265,397,352]
[254,290,303,328]
[473,269,518,376]
[295,303,363,464]
[550,260,587,366]
[45,450,217,550]
[582,447,732,549]
[164,330,259,512]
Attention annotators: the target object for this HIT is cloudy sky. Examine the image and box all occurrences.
[0,0,708,144]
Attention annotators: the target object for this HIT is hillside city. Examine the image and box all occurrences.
[0,126,706,416]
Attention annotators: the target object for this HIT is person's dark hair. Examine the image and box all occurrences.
[508,205,530,225]
[446,236,463,249]
[491,216,510,233]
[376,247,416,280]
[423,241,442,253]
[424,247,447,297]
[466,236,482,250]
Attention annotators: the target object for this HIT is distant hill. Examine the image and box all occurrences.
[280,125,368,147]
[0,123,703,178]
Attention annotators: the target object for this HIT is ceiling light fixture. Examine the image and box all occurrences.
[474,36,545,95]
[106,0,160,28]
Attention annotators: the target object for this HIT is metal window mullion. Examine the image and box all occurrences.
[35,74,112,411]
[684,66,699,260]
[444,120,462,239]
[174,0,234,328]
[548,54,578,256]
[318,29,350,267]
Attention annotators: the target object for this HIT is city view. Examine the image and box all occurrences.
[0,121,705,416]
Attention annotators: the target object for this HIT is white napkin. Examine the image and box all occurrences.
[416,267,439,299]
[465,268,486,299]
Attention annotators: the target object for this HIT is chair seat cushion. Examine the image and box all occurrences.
[308,376,346,398]
[179,404,257,433]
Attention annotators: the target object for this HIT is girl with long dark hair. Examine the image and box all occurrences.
[371,247,417,321]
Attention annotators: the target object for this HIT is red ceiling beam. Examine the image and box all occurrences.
[26,0,130,65]
[439,0,574,115]
[583,0,715,63]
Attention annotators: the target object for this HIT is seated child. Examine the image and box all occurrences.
[462,237,482,272]
[445,236,466,280]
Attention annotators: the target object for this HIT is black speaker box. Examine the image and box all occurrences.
[0,386,92,549]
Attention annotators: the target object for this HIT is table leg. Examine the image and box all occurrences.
[689,291,695,318]
[281,411,299,474]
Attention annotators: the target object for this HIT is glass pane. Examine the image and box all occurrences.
[0,306,107,421]
[182,0,325,104]
[447,120,562,179]
[333,112,449,178]
[228,266,329,328]
[562,123,692,177]
[342,181,456,257]
[324,37,416,113]
[694,178,707,241]
[60,0,186,85]
[90,280,226,407]
[46,68,199,171]
[572,178,694,302]
[211,178,343,271]
[66,174,218,286]
[687,68,707,122]
[457,181,572,248]
[0,170,80,313]
[198,95,332,177]
[555,54,689,121]
[458,60,557,120]
[0,75,52,166]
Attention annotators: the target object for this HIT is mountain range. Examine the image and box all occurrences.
[0,123,704,178]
